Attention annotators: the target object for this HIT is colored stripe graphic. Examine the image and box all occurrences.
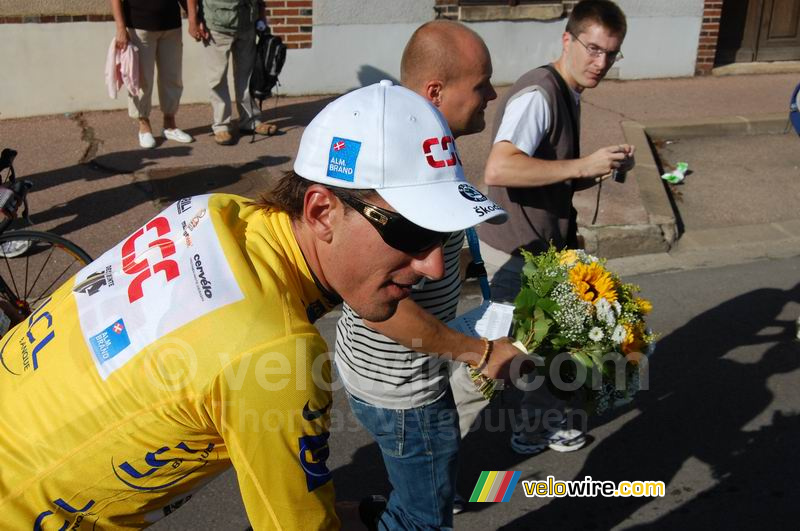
[479,471,498,501]
[469,471,521,502]
[500,471,521,502]
[469,471,490,502]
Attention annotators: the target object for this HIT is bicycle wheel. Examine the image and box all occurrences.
[0,230,91,316]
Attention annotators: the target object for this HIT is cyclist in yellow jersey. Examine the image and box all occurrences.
[0,81,507,529]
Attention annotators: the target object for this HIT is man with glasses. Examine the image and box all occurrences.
[0,81,508,529]
[335,21,531,529]
[473,0,635,455]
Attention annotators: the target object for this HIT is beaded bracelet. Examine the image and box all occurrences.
[475,338,494,371]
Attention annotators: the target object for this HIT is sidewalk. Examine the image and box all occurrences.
[0,72,796,261]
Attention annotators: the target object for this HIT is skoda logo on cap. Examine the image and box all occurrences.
[458,183,488,202]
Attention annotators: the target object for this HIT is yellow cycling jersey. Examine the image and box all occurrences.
[0,194,341,530]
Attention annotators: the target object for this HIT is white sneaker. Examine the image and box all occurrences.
[138,131,156,149]
[163,128,193,143]
[510,428,586,455]
[0,238,31,258]
[452,493,467,515]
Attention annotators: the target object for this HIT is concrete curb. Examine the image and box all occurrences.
[602,113,793,259]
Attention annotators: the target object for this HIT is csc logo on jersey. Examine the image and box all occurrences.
[112,441,215,491]
[121,216,180,303]
[422,136,461,168]
[0,297,55,376]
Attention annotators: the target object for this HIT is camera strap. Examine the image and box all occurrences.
[542,64,603,227]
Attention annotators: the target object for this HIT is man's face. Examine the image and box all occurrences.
[563,23,624,91]
[329,196,445,322]
[437,42,497,137]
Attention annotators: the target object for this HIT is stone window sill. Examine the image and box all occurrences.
[459,3,565,22]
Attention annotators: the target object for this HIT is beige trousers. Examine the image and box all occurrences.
[127,27,184,119]
[202,27,262,133]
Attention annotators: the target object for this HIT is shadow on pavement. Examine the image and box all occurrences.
[495,283,800,530]
[26,156,287,237]
[258,95,337,134]
[332,442,393,502]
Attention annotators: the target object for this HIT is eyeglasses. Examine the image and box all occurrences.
[341,195,451,255]
[570,33,623,63]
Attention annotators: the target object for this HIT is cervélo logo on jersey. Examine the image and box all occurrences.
[72,195,244,380]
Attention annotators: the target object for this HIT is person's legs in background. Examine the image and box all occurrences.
[203,30,235,144]
[347,389,459,530]
[231,27,276,136]
[127,28,156,148]
[231,27,258,131]
[156,27,192,143]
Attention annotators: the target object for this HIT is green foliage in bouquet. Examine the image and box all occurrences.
[510,246,656,414]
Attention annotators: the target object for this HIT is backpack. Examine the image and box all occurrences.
[250,28,287,109]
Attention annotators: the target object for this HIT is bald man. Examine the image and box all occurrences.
[335,20,528,529]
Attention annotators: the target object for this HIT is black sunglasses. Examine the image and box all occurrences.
[341,196,451,255]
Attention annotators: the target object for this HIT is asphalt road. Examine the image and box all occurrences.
[152,253,800,530]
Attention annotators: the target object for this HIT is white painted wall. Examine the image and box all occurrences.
[0,0,706,119]
[315,0,433,25]
[0,21,212,119]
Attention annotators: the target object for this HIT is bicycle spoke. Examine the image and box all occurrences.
[0,252,22,302]
[29,251,77,303]
[23,244,53,301]
[0,232,91,318]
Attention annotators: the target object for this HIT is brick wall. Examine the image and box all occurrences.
[696,0,722,75]
[266,0,313,49]
[434,0,458,19]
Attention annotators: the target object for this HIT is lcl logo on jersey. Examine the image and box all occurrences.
[112,442,215,491]
[422,136,461,168]
[34,497,95,531]
[0,297,55,376]
[299,432,332,492]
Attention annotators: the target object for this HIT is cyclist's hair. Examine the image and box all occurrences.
[566,0,627,38]
[251,170,374,219]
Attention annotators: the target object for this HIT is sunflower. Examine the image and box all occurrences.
[621,322,647,359]
[559,249,579,266]
[635,297,653,315]
[569,262,617,303]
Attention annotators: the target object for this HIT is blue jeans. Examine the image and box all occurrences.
[347,388,459,531]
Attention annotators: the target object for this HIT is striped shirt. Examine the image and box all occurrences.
[335,231,465,408]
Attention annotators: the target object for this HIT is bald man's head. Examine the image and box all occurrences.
[400,20,496,137]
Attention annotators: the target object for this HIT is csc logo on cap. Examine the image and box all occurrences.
[422,136,461,169]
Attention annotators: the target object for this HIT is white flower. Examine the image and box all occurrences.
[611,325,626,344]
[589,327,604,341]
[595,298,616,327]
[613,300,622,316]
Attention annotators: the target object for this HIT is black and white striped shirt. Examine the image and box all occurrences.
[335,231,465,408]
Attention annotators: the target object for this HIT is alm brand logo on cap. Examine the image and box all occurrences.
[327,137,362,182]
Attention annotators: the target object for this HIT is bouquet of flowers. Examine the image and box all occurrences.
[473,246,656,414]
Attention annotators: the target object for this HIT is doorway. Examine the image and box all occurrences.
[716,0,800,65]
